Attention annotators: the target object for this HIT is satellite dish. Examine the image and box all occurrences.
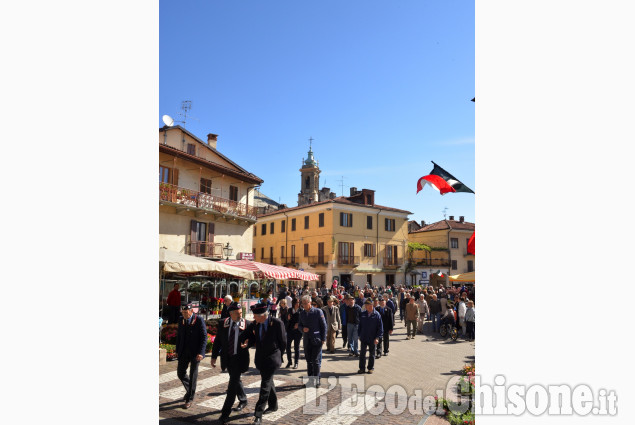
[162,114,174,127]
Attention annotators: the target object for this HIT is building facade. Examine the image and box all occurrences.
[159,125,263,259]
[406,216,475,286]
[254,188,412,288]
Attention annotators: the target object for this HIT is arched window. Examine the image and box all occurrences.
[305,175,310,189]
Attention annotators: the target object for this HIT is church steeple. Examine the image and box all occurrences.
[298,137,321,206]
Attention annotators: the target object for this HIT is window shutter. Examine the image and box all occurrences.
[393,245,398,259]
[340,213,343,226]
[172,168,179,186]
[208,222,215,243]
[349,242,354,259]
[349,213,353,227]
[190,220,197,255]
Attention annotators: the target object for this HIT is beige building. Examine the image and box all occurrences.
[254,187,412,288]
[159,125,263,259]
[407,216,475,286]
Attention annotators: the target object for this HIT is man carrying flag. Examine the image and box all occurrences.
[417,162,474,195]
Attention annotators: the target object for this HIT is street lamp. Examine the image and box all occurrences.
[223,242,233,260]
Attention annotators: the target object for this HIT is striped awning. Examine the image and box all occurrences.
[219,260,320,281]
[449,271,475,282]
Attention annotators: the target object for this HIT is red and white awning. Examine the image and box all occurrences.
[219,260,320,281]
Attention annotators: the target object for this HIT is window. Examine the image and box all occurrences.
[291,245,296,263]
[385,245,398,265]
[386,274,395,286]
[270,222,275,234]
[338,242,355,264]
[304,216,309,229]
[319,213,324,227]
[260,247,264,261]
[304,243,309,257]
[367,216,373,230]
[467,260,474,272]
[281,220,286,232]
[189,220,214,257]
[291,218,296,231]
[451,260,458,270]
[318,242,325,263]
[253,226,257,237]
[466,238,471,249]
[229,186,238,202]
[340,212,353,227]
[281,246,285,261]
[270,247,274,263]
[159,166,178,185]
[363,243,376,257]
[384,218,395,231]
[451,238,459,249]
[200,178,212,194]
[261,223,267,235]
[187,143,196,155]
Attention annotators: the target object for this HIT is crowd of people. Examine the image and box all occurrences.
[171,279,475,424]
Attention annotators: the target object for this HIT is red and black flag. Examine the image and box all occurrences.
[416,161,474,195]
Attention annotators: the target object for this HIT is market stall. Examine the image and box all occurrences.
[219,259,320,316]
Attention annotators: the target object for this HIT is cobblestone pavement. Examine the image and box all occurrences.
[159,318,473,425]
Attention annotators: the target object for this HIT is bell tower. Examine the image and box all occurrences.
[298,138,320,206]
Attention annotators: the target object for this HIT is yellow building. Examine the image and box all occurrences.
[159,125,263,259]
[253,188,412,288]
[406,216,475,286]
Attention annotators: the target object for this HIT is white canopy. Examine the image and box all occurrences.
[159,248,255,279]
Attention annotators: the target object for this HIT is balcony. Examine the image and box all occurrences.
[277,257,297,267]
[187,241,224,259]
[159,183,258,221]
[307,256,328,267]
[408,258,451,267]
[383,256,403,268]
[260,257,274,265]
[337,256,360,266]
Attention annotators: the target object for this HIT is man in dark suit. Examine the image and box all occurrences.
[175,303,207,409]
[211,302,250,425]
[375,296,394,358]
[240,302,286,425]
[299,295,327,387]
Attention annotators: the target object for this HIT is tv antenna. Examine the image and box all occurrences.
[336,176,348,196]
[442,207,448,219]
[165,100,199,127]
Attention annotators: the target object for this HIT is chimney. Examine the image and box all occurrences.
[420,220,425,227]
[349,187,358,196]
[449,215,454,221]
[459,216,464,223]
[207,133,218,149]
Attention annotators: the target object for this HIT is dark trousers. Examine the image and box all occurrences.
[399,307,404,321]
[303,336,323,377]
[254,370,278,418]
[177,351,200,401]
[466,321,475,339]
[377,332,389,354]
[359,341,375,371]
[341,323,348,347]
[168,305,180,324]
[286,330,301,364]
[221,357,247,418]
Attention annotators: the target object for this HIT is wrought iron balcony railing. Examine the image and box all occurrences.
[383,257,403,267]
[159,182,258,220]
[307,256,329,266]
[187,241,224,258]
[337,256,360,266]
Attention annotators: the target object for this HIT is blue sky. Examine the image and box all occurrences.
[160,0,474,224]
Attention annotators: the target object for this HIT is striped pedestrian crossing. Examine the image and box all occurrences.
[159,374,230,400]
[197,379,284,410]
[159,366,210,384]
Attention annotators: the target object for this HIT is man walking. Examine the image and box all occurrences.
[405,296,420,339]
[166,283,182,324]
[298,295,327,387]
[339,295,348,348]
[375,296,393,357]
[175,303,207,409]
[345,294,362,356]
[429,294,442,333]
[357,299,383,374]
[240,302,286,425]
[322,296,341,354]
[211,302,250,424]
[220,295,233,320]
